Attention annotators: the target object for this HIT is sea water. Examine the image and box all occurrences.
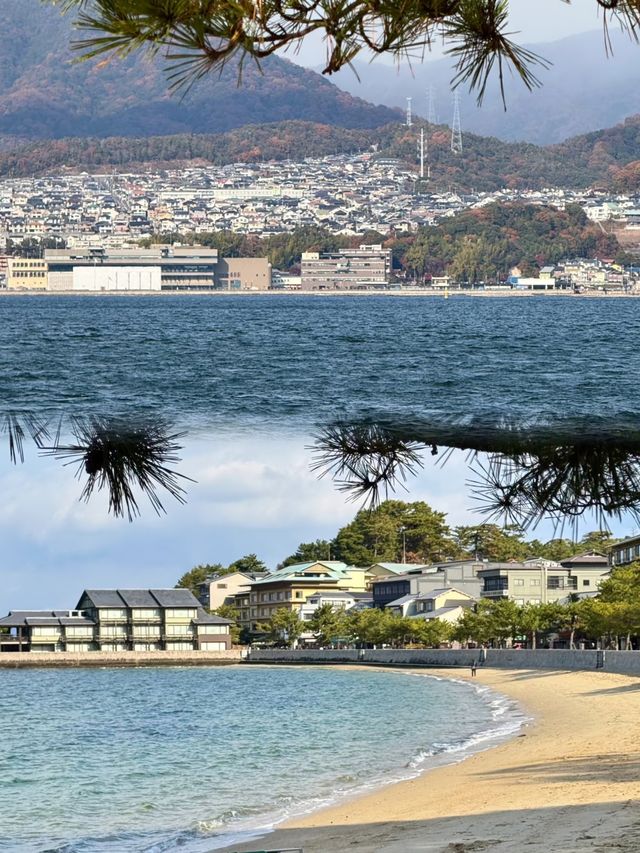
[0,665,526,852]
[0,294,637,427]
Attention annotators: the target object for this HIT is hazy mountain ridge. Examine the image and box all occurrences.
[0,0,398,139]
[327,29,640,145]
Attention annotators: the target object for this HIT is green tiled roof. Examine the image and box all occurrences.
[250,560,357,586]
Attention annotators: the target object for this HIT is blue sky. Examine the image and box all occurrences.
[0,432,634,612]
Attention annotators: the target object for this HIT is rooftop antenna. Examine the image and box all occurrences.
[406,96,413,127]
[451,92,462,154]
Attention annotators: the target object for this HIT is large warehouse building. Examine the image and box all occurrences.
[7,246,271,292]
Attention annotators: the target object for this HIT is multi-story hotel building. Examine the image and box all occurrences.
[300,244,392,290]
[0,588,232,653]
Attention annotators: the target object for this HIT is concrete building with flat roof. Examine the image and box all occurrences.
[301,244,392,290]
[32,246,271,292]
[477,554,609,605]
[610,535,640,566]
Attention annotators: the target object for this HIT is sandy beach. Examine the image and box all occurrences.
[221,667,640,853]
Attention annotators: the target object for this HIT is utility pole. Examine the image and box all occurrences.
[417,128,426,179]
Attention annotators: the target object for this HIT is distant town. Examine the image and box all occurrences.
[2,154,640,293]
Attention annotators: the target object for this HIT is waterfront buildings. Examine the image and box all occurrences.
[477,554,610,605]
[240,560,383,634]
[300,244,392,290]
[7,246,271,292]
[371,553,610,613]
[198,569,268,611]
[0,588,232,653]
[385,587,474,623]
[372,560,484,609]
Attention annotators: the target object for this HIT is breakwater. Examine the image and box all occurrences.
[247,647,640,676]
[0,649,244,668]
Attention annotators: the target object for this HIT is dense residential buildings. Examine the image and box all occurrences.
[0,588,232,653]
[3,156,640,292]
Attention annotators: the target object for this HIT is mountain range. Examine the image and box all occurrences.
[0,0,397,140]
[327,29,640,145]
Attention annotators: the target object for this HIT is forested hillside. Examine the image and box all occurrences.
[142,204,621,279]
[5,115,640,192]
[0,0,397,140]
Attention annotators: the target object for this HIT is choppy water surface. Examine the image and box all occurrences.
[0,295,637,427]
[0,665,524,852]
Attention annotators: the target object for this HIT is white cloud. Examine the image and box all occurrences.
[0,433,630,611]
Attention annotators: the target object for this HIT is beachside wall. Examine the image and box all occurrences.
[246,648,640,676]
[0,649,245,668]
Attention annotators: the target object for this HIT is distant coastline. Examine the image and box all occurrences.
[0,289,637,298]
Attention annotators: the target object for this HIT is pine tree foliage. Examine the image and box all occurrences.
[50,1,640,105]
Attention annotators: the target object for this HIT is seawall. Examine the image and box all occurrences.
[247,647,640,676]
[0,649,244,668]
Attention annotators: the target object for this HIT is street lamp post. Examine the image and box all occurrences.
[400,525,407,564]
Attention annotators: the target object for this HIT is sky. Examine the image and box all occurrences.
[0,433,477,610]
[0,432,634,612]
[288,0,602,68]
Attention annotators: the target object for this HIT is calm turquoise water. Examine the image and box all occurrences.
[0,295,637,427]
[0,666,524,852]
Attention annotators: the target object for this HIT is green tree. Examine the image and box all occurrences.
[578,530,618,554]
[175,563,224,597]
[279,540,334,568]
[333,500,455,566]
[308,603,349,646]
[213,603,242,645]
[347,608,393,647]
[454,524,529,562]
[227,554,267,574]
[259,607,304,648]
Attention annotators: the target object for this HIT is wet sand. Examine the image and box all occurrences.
[220,667,640,853]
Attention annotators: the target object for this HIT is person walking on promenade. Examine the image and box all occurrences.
[471,661,477,677]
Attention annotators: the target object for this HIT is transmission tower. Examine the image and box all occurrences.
[451,92,462,154]
[406,96,413,127]
[427,86,436,126]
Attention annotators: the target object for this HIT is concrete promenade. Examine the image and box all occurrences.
[247,647,640,676]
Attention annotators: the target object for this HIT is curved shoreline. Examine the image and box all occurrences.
[217,666,640,853]
[209,668,528,852]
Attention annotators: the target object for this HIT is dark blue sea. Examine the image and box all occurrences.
[0,294,637,429]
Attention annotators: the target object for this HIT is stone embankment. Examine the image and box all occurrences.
[247,647,640,676]
[0,649,245,668]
